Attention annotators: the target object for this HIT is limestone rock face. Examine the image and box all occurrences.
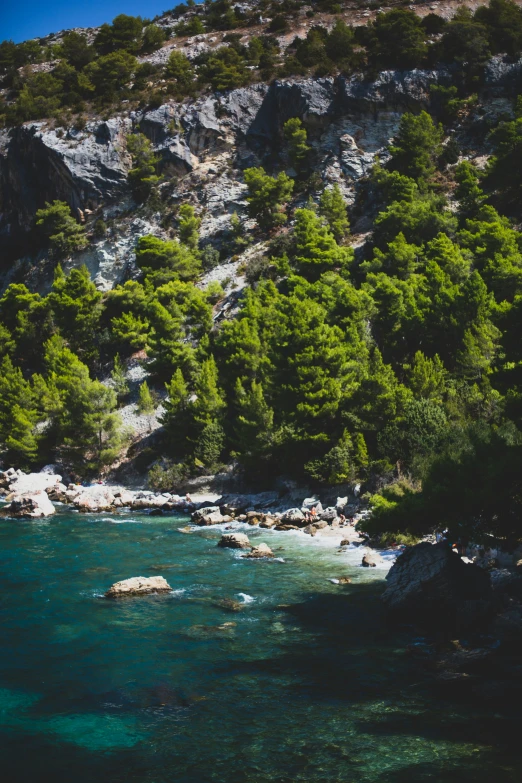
[0,120,130,246]
[340,68,450,111]
[382,542,493,629]
[218,533,251,549]
[105,576,172,598]
[3,490,56,518]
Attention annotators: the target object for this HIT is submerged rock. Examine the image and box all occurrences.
[218,533,251,549]
[212,598,244,612]
[185,622,236,639]
[105,576,172,598]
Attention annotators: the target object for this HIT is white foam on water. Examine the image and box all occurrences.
[238,593,255,603]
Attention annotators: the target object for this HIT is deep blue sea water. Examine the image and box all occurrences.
[0,509,521,782]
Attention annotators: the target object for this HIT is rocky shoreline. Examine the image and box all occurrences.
[0,466,379,560]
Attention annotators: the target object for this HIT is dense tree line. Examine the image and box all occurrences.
[2,103,522,543]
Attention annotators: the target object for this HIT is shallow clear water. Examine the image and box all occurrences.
[0,510,521,782]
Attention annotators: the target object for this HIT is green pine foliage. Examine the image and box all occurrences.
[283,118,311,174]
[319,185,350,243]
[127,133,160,200]
[35,201,87,258]
[244,167,294,231]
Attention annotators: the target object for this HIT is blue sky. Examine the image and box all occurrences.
[1,1,181,44]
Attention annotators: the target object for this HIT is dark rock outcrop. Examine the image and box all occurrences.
[0,119,130,255]
[382,542,493,631]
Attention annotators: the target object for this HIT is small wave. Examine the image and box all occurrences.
[170,588,186,596]
[238,593,255,603]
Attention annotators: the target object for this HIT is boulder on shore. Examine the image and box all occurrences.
[1,490,56,518]
[75,486,116,512]
[192,506,224,525]
[382,542,493,631]
[243,543,274,558]
[218,532,251,549]
[280,508,306,526]
[105,576,172,598]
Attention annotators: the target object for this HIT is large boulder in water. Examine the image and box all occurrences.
[243,543,274,558]
[1,489,56,518]
[105,576,172,598]
[382,542,493,630]
[218,533,251,549]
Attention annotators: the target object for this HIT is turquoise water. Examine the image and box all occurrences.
[0,509,521,782]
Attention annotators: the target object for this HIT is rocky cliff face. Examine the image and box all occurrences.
[0,59,519,291]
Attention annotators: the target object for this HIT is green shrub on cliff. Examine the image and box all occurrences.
[35,201,87,258]
[244,167,294,230]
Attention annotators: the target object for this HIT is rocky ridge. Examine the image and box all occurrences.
[2,59,511,292]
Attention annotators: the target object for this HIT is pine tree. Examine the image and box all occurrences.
[49,265,103,367]
[164,50,195,93]
[244,167,294,231]
[293,208,354,280]
[319,184,350,242]
[389,111,444,184]
[5,404,38,467]
[111,355,129,403]
[127,133,160,200]
[161,369,191,457]
[191,356,226,427]
[283,117,311,173]
[408,351,447,402]
[234,379,274,470]
[455,161,485,220]
[193,420,225,469]
[369,232,419,279]
[178,204,201,251]
[35,201,87,258]
[137,381,156,431]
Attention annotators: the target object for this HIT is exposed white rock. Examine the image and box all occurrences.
[7,471,62,494]
[105,575,172,598]
[2,490,56,518]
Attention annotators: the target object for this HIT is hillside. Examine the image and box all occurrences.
[2,0,522,541]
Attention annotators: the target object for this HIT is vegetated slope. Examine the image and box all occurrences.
[1,0,522,542]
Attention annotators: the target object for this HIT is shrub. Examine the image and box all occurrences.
[35,201,88,257]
